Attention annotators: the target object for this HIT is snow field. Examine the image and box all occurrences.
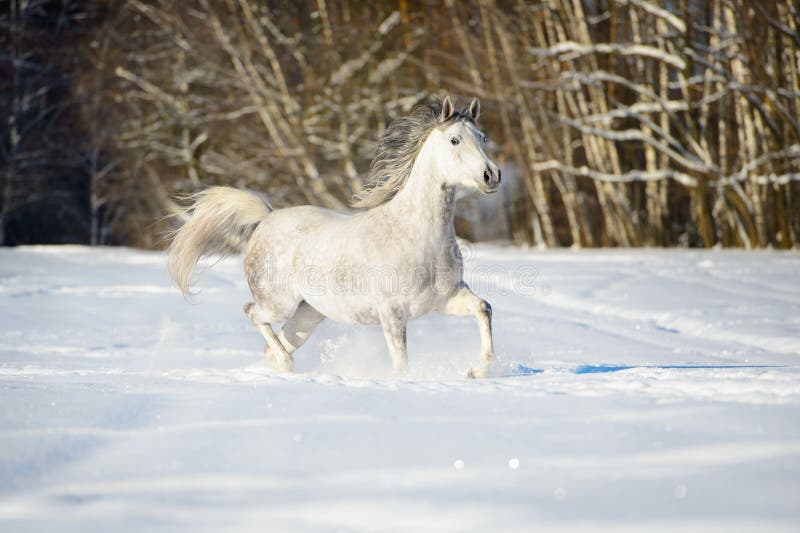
[1,245,799,531]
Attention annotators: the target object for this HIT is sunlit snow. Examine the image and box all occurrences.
[1,245,799,531]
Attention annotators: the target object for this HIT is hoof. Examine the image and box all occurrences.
[274,356,293,373]
[392,365,409,378]
[467,366,489,379]
[268,361,292,373]
[264,347,292,372]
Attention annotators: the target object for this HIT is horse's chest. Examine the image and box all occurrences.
[396,251,463,317]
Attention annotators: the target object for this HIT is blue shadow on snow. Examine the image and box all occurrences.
[575,364,784,374]
[507,363,785,377]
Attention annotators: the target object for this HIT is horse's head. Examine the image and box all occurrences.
[430,96,501,195]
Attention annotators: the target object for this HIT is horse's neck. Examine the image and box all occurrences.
[383,147,456,242]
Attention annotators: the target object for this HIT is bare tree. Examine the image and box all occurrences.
[3,0,797,249]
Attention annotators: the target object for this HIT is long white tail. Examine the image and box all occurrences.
[167,187,272,297]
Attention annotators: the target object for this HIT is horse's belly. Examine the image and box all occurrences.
[405,288,451,319]
[304,293,381,325]
[304,285,452,325]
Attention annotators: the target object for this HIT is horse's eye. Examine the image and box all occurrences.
[483,135,488,143]
[450,137,460,146]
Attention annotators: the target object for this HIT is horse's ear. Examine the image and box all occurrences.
[440,95,455,122]
[468,97,480,122]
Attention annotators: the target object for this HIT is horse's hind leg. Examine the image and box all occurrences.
[275,301,325,361]
[245,301,325,371]
[244,302,294,371]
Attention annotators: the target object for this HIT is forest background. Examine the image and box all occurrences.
[2,0,798,249]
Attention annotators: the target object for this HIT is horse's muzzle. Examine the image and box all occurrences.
[481,165,501,193]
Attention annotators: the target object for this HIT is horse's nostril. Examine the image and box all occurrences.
[497,169,502,183]
[484,170,491,184]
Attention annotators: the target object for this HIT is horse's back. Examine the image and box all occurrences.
[267,204,348,229]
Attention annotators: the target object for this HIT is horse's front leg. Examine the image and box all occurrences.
[379,309,408,376]
[440,284,493,378]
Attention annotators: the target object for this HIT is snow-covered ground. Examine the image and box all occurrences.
[1,245,799,531]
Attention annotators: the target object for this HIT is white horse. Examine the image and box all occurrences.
[168,96,501,378]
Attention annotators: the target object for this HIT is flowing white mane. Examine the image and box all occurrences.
[352,99,476,208]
